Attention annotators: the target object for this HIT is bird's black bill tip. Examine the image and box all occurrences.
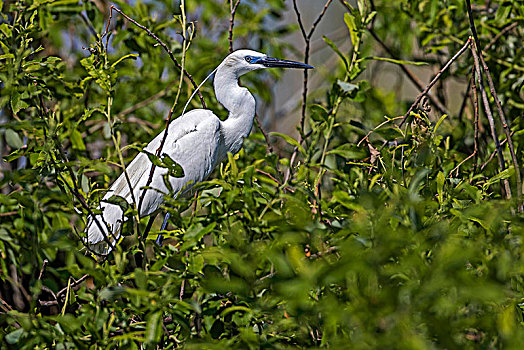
[260,57,314,69]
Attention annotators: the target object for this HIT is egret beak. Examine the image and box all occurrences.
[259,57,314,69]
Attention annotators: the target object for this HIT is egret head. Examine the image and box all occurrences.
[220,49,314,77]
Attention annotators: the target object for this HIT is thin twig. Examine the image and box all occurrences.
[466,0,521,207]
[107,6,206,109]
[41,286,57,301]
[56,274,89,299]
[472,69,480,170]
[255,168,280,185]
[79,11,98,37]
[398,40,470,127]
[451,153,476,177]
[309,246,337,259]
[254,115,274,155]
[228,0,241,53]
[179,279,185,301]
[71,225,110,259]
[460,21,518,124]
[286,0,333,184]
[38,259,48,280]
[457,74,473,122]
[256,272,275,283]
[55,169,115,255]
[255,168,295,192]
[480,131,515,171]
[0,297,13,312]
[470,38,511,199]
[293,0,333,139]
[366,28,449,116]
[292,0,308,138]
[357,116,404,147]
[116,83,175,119]
[483,22,518,52]
[8,266,31,305]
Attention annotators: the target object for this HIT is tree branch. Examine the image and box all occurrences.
[470,38,511,199]
[398,40,470,127]
[106,6,206,109]
[366,28,450,116]
[466,0,521,208]
[228,0,241,53]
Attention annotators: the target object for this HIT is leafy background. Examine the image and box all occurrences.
[1,0,524,348]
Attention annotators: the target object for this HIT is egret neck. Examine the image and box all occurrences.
[213,61,256,156]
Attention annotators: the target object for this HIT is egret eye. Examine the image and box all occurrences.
[245,56,252,63]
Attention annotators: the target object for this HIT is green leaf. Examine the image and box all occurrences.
[5,328,24,344]
[104,195,130,213]
[436,171,445,205]
[344,8,362,48]
[433,114,448,134]
[227,152,238,177]
[134,268,147,290]
[162,154,185,178]
[337,80,358,93]
[369,56,429,66]
[145,311,163,344]
[5,129,23,148]
[180,223,215,251]
[309,104,329,122]
[221,305,251,317]
[270,132,305,155]
[328,145,366,159]
[485,167,515,187]
[70,129,86,151]
[144,151,184,178]
[10,91,28,115]
[0,53,14,60]
[111,53,139,67]
[0,228,13,242]
[0,23,11,37]
[99,285,126,301]
[322,36,349,70]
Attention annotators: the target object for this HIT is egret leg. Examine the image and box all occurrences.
[156,212,170,246]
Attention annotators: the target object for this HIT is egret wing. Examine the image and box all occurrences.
[86,109,222,254]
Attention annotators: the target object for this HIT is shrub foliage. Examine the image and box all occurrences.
[1,0,524,348]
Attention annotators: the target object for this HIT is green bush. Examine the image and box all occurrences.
[1,0,523,348]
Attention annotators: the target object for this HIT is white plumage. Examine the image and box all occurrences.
[85,49,313,254]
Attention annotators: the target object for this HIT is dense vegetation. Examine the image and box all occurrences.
[1,0,523,348]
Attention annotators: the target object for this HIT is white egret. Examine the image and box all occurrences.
[86,49,313,254]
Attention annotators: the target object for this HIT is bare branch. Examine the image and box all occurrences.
[255,115,274,155]
[292,0,333,139]
[367,28,450,116]
[107,6,206,109]
[466,0,521,208]
[38,259,48,281]
[56,274,90,299]
[286,0,333,184]
[116,82,175,120]
[398,40,470,127]
[228,0,241,53]
[470,38,511,199]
